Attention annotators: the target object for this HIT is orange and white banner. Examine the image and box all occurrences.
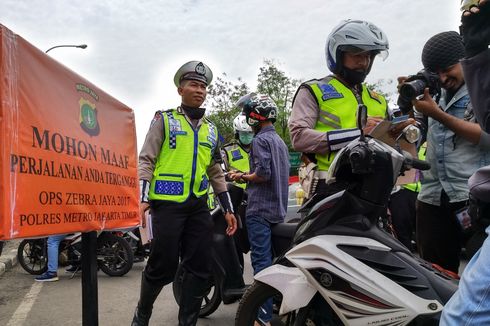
[0,24,139,239]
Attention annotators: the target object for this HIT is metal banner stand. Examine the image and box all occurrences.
[81,231,98,326]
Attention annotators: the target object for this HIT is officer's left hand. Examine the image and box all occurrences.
[224,212,237,236]
[389,118,416,139]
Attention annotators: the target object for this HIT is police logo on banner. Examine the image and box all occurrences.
[76,83,100,136]
[79,98,100,136]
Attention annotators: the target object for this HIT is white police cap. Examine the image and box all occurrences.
[173,61,213,87]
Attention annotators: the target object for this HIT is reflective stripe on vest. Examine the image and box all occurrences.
[307,77,388,171]
[224,142,250,189]
[149,109,218,202]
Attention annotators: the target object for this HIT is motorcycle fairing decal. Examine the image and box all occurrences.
[285,235,442,326]
[254,264,317,315]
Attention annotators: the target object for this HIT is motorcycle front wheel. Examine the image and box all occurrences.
[172,263,222,317]
[17,239,48,275]
[235,281,340,326]
[96,233,134,276]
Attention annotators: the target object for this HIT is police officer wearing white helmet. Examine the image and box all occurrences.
[132,61,237,326]
[222,113,253,189]
[289,19,412,197]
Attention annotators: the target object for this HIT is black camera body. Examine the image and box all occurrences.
[397,69,441,114]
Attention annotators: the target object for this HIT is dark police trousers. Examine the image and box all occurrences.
[144,195,213,325]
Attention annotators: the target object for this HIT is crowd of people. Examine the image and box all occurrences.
[3,1,489,325]
[132,1,490,324]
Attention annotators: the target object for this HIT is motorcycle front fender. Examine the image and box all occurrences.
[254,264,317,315]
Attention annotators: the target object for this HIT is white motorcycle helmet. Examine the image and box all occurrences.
[325,19,389,75]
[233,113,252,133]
[233,113,254,145]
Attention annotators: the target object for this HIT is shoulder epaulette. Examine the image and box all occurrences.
[366,88,384,104]
[223,141,238,149]
[203,117,216,127]
[304,75,335,86]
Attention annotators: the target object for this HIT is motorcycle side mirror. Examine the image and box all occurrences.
[357,104,368,141]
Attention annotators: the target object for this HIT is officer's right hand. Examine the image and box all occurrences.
[140,202,150,228]
[228,171,245,183]
[363,116,383,135]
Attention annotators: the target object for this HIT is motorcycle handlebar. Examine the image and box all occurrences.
[411,157,431,171]
[349,146,371,174]
[402,150,431,171]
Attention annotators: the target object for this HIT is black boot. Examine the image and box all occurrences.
[177,272,208,326]
[131,272,164,326]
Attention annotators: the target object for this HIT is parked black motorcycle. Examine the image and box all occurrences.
[17,231,134,277]
[123,228,151,263]
[171,182,298,317]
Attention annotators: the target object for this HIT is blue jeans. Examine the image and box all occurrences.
[246,215,273,323]
[47,234,67,273]
[441,225,490,325]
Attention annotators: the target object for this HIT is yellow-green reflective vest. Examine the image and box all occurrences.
[403,142,427,193]
[149,109,218,203]
[306,77,388,171]
[223,142,250,189]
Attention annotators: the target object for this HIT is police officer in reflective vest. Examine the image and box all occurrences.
[132,61,237,326]
[222,113,253,190]
[221,113,253,266]
[289,20,410,197]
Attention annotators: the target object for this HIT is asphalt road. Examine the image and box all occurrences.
[0,239,469,326]
[0,258,254,326]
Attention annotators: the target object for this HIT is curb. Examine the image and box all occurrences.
[0,247,18,277]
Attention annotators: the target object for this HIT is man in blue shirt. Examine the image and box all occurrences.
[229,93,289,326]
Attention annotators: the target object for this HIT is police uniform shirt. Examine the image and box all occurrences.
[138,107,227,196]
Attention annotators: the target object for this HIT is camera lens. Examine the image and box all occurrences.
[399,79,427,100]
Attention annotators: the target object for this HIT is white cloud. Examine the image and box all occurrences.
[0,0,461,148]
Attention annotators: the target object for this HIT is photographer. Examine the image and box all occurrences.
[441,0,490,324]
[399,31,490,274]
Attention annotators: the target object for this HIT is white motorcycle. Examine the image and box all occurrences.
[235,106,458,326]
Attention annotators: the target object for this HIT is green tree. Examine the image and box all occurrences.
[256,59,301,149]
[365,78,396,105]
[206,73,249,143]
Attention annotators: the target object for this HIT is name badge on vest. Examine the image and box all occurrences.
[169,118,182,132]
[319,84,343,101]
[231,149,243,161]
[167,116,187,149]
[207,124,217,149]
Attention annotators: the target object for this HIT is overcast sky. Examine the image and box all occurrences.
[1,0,461,148]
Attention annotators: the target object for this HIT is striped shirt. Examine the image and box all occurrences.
[246,125,290,223]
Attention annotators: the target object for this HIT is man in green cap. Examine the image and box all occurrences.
[132,60,237,326]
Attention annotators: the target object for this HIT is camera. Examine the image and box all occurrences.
[397,69,441,114]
